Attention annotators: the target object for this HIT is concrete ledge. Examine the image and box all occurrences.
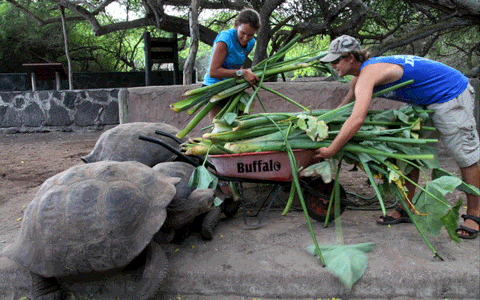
[120,81,404,138]
[120,79,480,138]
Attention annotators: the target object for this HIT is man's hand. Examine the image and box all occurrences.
[314,146,336,161]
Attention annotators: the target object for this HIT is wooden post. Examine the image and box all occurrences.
[172,33,179,85]
[144,31,152,86]
[30,72,37,91]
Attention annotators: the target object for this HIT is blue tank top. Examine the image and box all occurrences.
[361,55,468,105]
[203,28,255,86]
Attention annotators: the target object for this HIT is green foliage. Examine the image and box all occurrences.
[0,2,65,72]
[411,175,462,237]
[0,1,147,72]
[188,165,218,190]
[306,243,375,289]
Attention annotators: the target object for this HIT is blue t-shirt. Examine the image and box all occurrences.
[361,55,468,105]
[203,28,255,86]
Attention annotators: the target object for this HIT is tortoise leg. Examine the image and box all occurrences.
[133,241,169,300]
[201,206,222,240]
[30,272,63,300]
[222,197,240,219]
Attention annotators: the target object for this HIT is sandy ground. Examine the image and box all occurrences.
[0,130,103,249]
[0,129,466,253]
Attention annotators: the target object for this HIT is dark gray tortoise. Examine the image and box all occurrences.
[153,161,222,243]
[81,122,183,167]
[3,161,179,300]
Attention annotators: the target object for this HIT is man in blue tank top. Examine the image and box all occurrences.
[316,35,480,239]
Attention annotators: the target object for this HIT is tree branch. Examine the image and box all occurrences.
[371,19,471,55]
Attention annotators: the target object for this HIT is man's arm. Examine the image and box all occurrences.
[314,63,404,160]
[337,76,358,107]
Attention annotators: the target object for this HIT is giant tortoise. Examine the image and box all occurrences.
[3,161,179,300]
[153,161,222,242]
[81,122,183,167]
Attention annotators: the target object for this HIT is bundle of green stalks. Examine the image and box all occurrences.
[171,35,337,138]
[182,81,480,262]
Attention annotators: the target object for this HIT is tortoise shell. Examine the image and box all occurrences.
[4,161,178,278]
[81,122,182,166]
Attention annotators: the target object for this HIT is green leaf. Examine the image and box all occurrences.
[432,168,480,196]
[394,110,410,123]
[297,115,328,141]
[371,110,396,122]
[306,243,375,289]
[213,196,223,207]
[298,160,333,183]
[412,176,462,236]
[188,166,218,190]
[441,199,462,243]
[223,112,238,125]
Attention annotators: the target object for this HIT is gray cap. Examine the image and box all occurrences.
[320,35,361,62]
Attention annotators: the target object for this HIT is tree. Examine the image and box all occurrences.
[183,0,200,85]
[2,0,479,75]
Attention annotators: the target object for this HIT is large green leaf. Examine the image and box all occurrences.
[412,176,462,236]
[432,168,480,196]
[188,165,218,190]
[297,115,328,141]
[441,199,462,243]
[306,243,375,289]
[298,160,333,183]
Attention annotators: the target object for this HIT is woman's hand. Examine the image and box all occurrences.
[242,68,259,85]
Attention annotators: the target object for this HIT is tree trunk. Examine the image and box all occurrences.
[59,5,73,90]
[183,0,200,85]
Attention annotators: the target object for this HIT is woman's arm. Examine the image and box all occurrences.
[208,41,259,85]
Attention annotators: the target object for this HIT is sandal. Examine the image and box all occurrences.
[377,206,413,225]
[456,214,480,240]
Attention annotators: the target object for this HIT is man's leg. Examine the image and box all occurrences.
[458,162,480,237]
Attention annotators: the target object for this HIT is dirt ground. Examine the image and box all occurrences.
[0,129,465,252]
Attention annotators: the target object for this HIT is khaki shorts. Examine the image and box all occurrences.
[426,84,479,168]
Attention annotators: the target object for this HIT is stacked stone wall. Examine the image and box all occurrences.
[0,89,119,133]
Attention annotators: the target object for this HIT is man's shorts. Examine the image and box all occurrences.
[426,84,479,168]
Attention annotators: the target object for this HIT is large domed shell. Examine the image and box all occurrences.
[3,161,179,278]
[81,122,183,166]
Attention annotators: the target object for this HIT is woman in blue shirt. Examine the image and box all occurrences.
[204,8,261,119]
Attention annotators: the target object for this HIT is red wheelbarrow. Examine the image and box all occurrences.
[139,133,347,227]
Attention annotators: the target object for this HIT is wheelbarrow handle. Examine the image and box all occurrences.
[154,130,184,144]
[138,135,216,170]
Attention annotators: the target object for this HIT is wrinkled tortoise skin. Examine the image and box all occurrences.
[153,161,214,230]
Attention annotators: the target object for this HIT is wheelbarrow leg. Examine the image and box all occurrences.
[242,184,283,228]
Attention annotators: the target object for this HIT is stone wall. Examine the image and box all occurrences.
[0,89,119,134]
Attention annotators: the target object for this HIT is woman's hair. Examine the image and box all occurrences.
[235,8,261,30]
[342,49,372,63]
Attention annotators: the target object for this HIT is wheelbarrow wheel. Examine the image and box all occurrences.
[302,178,347,223]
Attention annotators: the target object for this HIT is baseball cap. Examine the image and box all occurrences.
[320,35,361,62]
